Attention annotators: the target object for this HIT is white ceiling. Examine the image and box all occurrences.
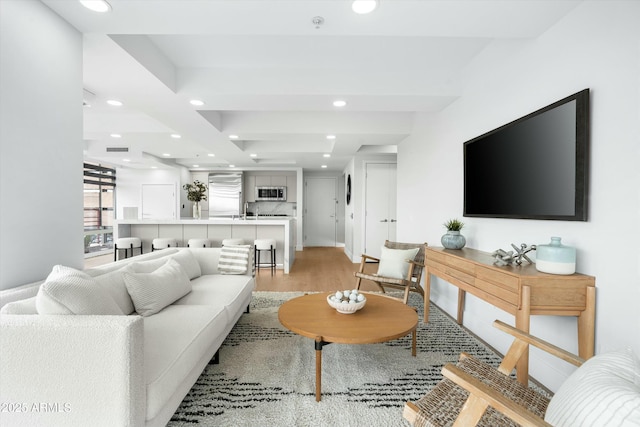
[42,0,582,172]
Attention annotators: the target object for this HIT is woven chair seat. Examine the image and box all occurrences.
[411,356,550,427]
[354,272,406,286]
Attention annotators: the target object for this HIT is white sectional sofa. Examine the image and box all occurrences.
[0,247,254,427]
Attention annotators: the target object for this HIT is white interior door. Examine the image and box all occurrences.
[141,184,176,220]
[304,177,336,246]
[364,163,397,257]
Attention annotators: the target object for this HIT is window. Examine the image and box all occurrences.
[84,163,115,256]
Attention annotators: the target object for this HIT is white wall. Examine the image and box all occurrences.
[0,0,83,290]
[398,0,640,392]
[116,167,187,219]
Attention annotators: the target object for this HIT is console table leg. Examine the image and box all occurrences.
[424,273,431,323]
[515,285,531,385]
[457,289,465,325]
[578,286,596,358]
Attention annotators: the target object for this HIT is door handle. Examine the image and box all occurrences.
[390,219,397,223]
[380,219,388,222]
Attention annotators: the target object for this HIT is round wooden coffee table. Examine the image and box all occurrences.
[278,292,418,401]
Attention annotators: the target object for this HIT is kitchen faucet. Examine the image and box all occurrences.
[243,201,249,219]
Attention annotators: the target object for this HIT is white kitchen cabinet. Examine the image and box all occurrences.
[286,174,297,202]
[270,175,287,186]
[255,175,271,186]
[244,175,255,202]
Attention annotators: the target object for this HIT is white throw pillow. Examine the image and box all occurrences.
[544,348,640,426]
[218,245,251,275]
[0,296,38,315]
[93,268,136,315]
[36,265,124,315]
[123,258,192,317]
[171,249,202,280]
[376,246,420,279]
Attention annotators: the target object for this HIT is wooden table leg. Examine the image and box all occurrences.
[577,286,596,359]
[412,328,417,357]
[424,272,431,324]
[515,285,531,385]
[315,338,323,402]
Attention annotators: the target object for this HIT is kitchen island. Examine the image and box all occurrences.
[114,218,296,273]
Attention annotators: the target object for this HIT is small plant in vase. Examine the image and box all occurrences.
[441,218,466,249]
[183,180,207,219]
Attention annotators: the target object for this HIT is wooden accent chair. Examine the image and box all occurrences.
[403,320,586,427]
[354,241,427,306]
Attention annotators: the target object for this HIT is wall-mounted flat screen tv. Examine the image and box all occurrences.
[463,89,589,221]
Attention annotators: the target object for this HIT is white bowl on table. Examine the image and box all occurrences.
[327,294,366,314]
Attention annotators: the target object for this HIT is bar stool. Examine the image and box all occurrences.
[254,239,276,275]
[187,238,211,248]
[152,238,177,251]
[222,238,245,247]
[114,237,142,261]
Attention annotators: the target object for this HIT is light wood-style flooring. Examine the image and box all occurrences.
[85,247,380,292]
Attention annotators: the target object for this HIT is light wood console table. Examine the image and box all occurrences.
[424,247,595,384]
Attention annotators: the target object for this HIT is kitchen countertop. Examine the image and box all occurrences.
[115,217,295,225]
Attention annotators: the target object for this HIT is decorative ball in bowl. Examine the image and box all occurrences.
[327,290,366,314]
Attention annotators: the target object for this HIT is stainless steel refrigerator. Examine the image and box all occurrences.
[208,173,243,217]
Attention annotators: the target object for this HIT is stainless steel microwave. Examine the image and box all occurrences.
[255,186,286,201]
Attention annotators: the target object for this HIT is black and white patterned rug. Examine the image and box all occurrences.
[168,292,503,426]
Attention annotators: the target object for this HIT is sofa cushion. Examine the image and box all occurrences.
[123,259,192,317]
[174,274,254,321]
[36,265,124,315]
[544,348,640,426]
[126,250,201,280]
[218,245,251,274]
[170,249,202,279]
[0,296,37,315]
[377,246,420,279]
[93,268,136,315]
[143,304,228,421]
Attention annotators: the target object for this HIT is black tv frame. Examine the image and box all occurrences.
[463,89,590,221]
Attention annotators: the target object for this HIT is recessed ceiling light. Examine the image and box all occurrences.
[229,134,239,139]
[163,153,171,157]
[333,100,347,107]
[323,154,331,158]
[151,166,158,169]
[193,165,199,168]
[229,164,236,168]
[110,133,122,138]
[171,134,181,139]
[79,0,111,13]
[123,158,131,162]
[321,165,328,168]
[207,153,215,157]
[326,135,336,140]
[352,0,378,14]
[190,99,205,106]
[250,153,257,158]
[106,99,123,106]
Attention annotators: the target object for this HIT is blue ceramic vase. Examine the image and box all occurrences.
[535,237,576,275]
[441,230,466,250]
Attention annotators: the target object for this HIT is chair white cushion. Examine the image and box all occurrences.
[0,296,38,315]
[544,347,640,426]
[218,245,251,274]
[36,265,124,315]
[123,259,192,317]
[376,246,420,279]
